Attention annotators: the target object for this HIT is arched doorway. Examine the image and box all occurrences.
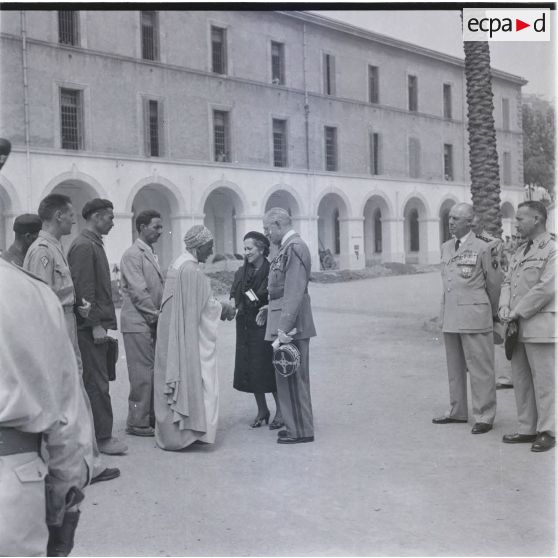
[131,184,179,271]
[439,199,456,245]
[264,189,300,218]
[203,187,244,256]
[317,193,348,269]
[50,180,100,254]
[403,197,428,263]
[501,202,515,240]
[363,194,390,265]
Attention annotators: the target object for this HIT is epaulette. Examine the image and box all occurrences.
[476,233,494,243]
[4,260,47,284]
[538,232,556,249]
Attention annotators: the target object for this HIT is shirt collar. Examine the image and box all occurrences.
[39,230,62,247]
[281,229,296,246]
[82,228,103,245]
[458,230,472,244]
[136,238,153,252]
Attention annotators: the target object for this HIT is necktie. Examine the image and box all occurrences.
[455,239,461,251]
[523,240,533,256]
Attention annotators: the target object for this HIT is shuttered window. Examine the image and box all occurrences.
[213,110,230,162]
[408,137,421,178]
[141,11,159,61]
[408,75,418,112]
[271,42,285,85]
[325,126,338,171]
[143,98,164,157]
[58,11,79,46]
[60,88,83,150]
[272,119,287,167]
[211,26,227,74]
[323,53,336,96]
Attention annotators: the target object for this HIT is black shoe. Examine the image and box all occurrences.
[90,467,120,485]
[471,422,492,434]
[277,430,288,437]
[432,416,467,424]
[502,433,537,444]
[250,411,270,428]
[126,425,155,437]
[269,418,285,430]
[277,436,314,444]
[531,432,556,452]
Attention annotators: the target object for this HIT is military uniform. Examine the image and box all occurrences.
[24,230,106,478]
[265,231,316,439]
[439,231,502,424]
[499,231,555,436]
[0,260,92,556]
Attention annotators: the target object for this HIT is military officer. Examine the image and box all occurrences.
[24,193,121,484]
[0,259,92,556]
[1,213,42,266]
[499,201,555,452]
[261,207,316,444]
[120,209,164,437]
[433,203,502,434]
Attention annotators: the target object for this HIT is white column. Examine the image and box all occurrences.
[295,215,319,272]
[338,217,365,270]
[382,218,405,263]
[105,212,133,268]
[423,217,441,264]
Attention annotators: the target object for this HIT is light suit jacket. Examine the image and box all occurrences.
[265,233,316,341]
[120,239,164,333]
[499,231,555,343]
[440,232,502,333]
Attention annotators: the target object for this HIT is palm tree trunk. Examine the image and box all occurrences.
[463,35,503,237]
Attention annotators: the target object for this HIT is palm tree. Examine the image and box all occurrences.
[462,22,503,237]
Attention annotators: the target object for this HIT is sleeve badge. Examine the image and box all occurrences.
[40,256,49,268]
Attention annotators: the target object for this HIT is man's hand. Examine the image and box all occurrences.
[92,325,108,344]
[255,305,268,326]
[498,306,511,322]
[76,298,91,318]
[220,302,236,321]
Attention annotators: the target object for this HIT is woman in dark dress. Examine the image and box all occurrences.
[230,231,283,429]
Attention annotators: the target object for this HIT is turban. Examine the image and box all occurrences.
[184,225,213,250]
[13,213,42,234]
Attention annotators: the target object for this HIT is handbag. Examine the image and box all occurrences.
[106,337,119,381]
[504,320,519,361]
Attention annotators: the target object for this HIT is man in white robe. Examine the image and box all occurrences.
[154,225,234,450]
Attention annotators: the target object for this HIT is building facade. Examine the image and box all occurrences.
[0,10,526,270]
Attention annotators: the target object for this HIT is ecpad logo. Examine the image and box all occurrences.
[463,9,551,41]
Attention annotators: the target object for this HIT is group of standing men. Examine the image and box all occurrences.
[434,201,555,453]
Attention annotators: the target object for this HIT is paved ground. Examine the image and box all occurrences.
[74,272,555,556]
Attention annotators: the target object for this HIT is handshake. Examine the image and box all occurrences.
[220,302,236,321]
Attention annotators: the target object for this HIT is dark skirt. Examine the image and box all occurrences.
[233,314,276,394]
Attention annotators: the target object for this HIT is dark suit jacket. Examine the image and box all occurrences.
[68,229,117,331]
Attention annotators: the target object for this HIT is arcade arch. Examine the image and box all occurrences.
[317,193,348,268]
[403,197,428,264]
[363,195,390,265]
[203,187,244,256]
[501,201,516,240]
[439,198,457,245]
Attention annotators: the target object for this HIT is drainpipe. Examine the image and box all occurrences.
[20,11,32,209]
[302,23,310,171]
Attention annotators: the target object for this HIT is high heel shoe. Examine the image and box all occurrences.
[250,412,270,428]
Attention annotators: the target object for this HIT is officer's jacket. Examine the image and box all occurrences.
[440,232,502,333]
[24,230,76,308]
[0,260,92,525]
[68,229,117,330]
[264,232,316,341]
[499,231,555,343]
[120,239,164,333]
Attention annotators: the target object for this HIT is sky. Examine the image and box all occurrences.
[313,9,555,100]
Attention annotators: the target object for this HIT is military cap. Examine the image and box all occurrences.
[82,198,114,219]
[13,213,42,234]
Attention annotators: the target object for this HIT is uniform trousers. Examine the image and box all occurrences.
[123,330,156,428]
[444,332,496,424]
[77,328,113,441]
[511,342,555,436]
[64,313,104,477]
[0,452,48,556]
[276,338,314,439]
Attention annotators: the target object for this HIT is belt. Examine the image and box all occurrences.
[62,305,75,314]
[269,290,284,301]
[0,428,41,456]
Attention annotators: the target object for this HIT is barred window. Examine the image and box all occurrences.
[503,151,512,184]
[60,88,83,150]
[58,11,79,46]
[408,75,418,112]
[443,83,452,119]
[323,53,335,96]
[444,144,454,181]
[502,98,510,130]
[272,119,287,167]
[368,65,379,104]
[324,126,338,171]
[143,99,164,157]
[141,11,159,61]
[271,41,285,85]
[408,137,421,178]
[369,132,381,175]
[213,110,230,162]
[211,26,227,74]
